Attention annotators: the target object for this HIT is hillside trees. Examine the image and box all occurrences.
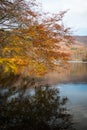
[0,0,73,77]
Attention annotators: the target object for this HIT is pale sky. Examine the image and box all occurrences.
[36,0,87,35]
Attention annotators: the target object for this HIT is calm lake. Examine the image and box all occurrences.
[54,62,87,130]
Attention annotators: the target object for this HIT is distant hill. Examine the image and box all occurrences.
[74,36,87,46]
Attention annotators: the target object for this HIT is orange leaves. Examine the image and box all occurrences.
[0,1,73,76]
[54,24,62,31]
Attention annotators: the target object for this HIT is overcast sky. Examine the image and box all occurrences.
[37,0,87,35]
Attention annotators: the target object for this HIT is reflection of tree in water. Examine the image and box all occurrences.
[0,85,75,130]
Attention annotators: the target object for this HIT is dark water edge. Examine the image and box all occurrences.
[1,83,87,130]
[0,83,87,130]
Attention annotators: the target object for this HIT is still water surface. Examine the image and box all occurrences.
[55,62,87,130]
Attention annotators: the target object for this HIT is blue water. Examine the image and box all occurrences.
[56,83,87,104]
[55,83,87,130]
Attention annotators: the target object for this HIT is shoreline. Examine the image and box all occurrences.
[68,60,87,63]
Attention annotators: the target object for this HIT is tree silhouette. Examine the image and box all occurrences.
[0,85,75,130]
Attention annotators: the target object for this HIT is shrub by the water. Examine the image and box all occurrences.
[0,83,75,130]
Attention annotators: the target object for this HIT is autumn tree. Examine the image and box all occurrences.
[0,0,73,77]
[0,0,39,75]
[16,11,71,74]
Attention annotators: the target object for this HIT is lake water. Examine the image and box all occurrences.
[54,62,87,130]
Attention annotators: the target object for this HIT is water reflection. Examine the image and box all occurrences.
[68,63,87,82]
[45,63,87,84]
[0,86,75,130]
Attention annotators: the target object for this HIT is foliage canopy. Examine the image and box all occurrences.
[0,0,73,77]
